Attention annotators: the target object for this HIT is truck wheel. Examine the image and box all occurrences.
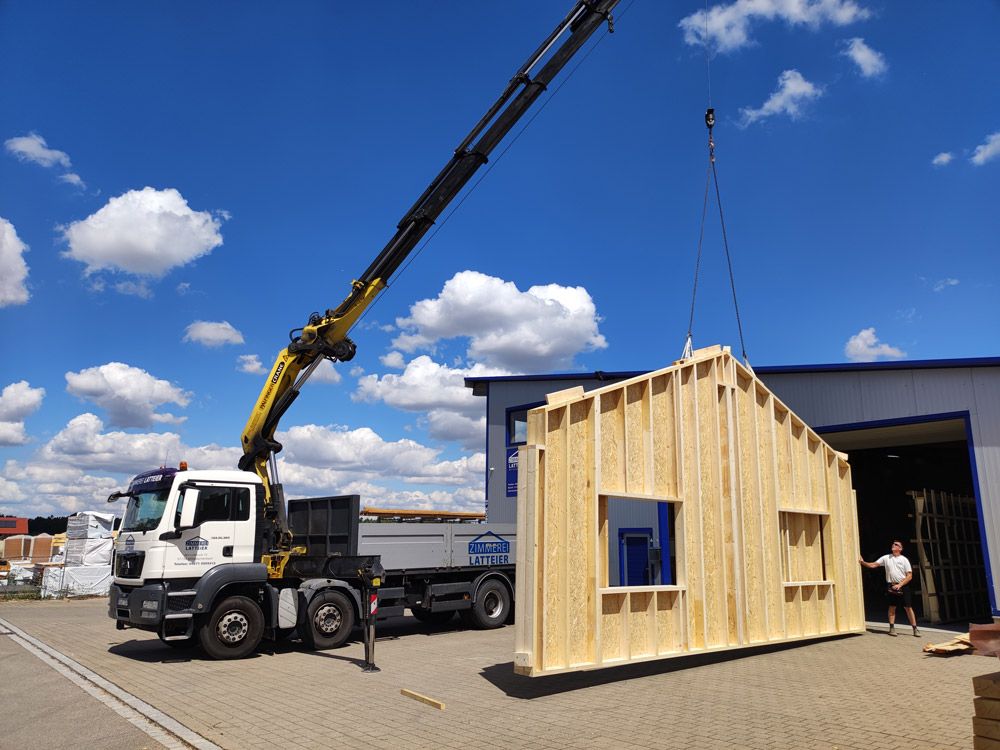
[301,590,355,650]
[466,579,510,629]
[198,596,264,660]
[410,607,455,626]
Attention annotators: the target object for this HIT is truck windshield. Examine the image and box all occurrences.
[121,490,170,532]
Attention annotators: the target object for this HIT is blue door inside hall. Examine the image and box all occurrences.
[620,530,652,586]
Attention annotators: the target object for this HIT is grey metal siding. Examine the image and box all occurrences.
[761,366,1000,614]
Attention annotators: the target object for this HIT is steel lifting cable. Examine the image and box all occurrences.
[683,0,750,366]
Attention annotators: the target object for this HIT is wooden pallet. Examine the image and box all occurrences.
[513,345,866,677]
[909,489,990,624]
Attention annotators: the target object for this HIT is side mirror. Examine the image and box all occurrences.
[178,488,199,529]
[159,488,200,540]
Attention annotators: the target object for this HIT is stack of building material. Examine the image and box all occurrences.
[64,512,114,566]
[972,672,1000,749]
[28,533,53,563]
[922,632,973,655]
[2,534,30,561]
[43,511,115,598]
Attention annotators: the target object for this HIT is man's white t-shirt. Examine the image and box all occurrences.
[876,553,912,584]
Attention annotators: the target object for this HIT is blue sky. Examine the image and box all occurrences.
[1,0,997,516]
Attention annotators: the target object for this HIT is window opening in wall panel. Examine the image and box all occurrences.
[604,496,677,587]
[779,510,829,583]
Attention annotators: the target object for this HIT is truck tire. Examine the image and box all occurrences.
[198,595,264,660]
[465,579,510,629]
[410,607,455,626]
[301,590,355,650]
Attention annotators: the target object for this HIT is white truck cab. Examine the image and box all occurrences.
[112,466,261,585]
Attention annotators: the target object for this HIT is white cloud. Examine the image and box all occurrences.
[355,355,499,418]
[1,407,486,514]
[176,282,192,295]
[933,278,959,292]
[114,280,152,298]
[310,359,343,384]
[0,217,30,307]
[393,271,607,371]
[4,132,71,168]
[844,327,905,362]
[426,411,486,451]
[0,381,45,447]
[0,459,121,516]
[237,354,267,374]
[183,320,244,347]
[59,172,85,188]
[740,70,822,126]
[971,131,1000,166]
[932,152,954,166]
[279,423,482,487]
[349,366,365,378]
[61,187,224,277]
[841,38,887,77]
[679,0,870,53]
[0,381,45,422]
[65,362,191,427]
[380,351,405,369]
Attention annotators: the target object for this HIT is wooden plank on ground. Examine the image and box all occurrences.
[400,689,445,711]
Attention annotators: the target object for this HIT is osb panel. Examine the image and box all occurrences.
[514,345,865,677]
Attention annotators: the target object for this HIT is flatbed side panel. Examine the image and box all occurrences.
[357,523,516,570]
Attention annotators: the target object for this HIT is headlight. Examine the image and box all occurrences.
[140,611,157,619]
[142,599,158,610]
[117,596,128,606]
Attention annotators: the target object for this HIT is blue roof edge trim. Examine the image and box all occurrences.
[464,356,1000,387]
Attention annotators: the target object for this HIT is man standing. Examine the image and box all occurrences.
[860,541,920,637]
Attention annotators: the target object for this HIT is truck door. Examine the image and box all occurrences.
[162,484,247,576]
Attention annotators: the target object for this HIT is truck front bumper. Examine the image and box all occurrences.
[109,582,168,631]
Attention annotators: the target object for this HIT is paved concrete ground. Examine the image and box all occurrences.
[0,598,990,749]
[0,619,166,750]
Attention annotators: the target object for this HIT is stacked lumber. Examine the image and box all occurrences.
[973,673,1000,749]
[922,633,973,655]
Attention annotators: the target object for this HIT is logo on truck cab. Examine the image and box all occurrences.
[468,531,510,566]
[184,536,209,551]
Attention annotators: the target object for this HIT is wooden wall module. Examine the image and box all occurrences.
[513,345,865,677]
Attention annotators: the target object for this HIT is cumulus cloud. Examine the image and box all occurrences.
[0,405,487,514]
[679,0,870,53]
[310,359,343,384]
[65,362,191,427]
[971,131,1000,166]
[932,152,954,167]
[841,38,887,77]
[183,320,245,347]
[426,411,486,451]
[280,423,482,487]
[844,327,905,362]
[0,381,45,447]
[380,351,405,369]
[740,70,822,126]
[355,356,499,418]
[237,354,267,374]
[61,187,224,278]
[4,132,71,168]
[933,278,959,292]
[0,217,30,307]
[393,271,607,372]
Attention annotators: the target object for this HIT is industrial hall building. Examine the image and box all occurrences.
[466,354,1000,626]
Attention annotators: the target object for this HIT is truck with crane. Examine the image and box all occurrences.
[107,0,620,660]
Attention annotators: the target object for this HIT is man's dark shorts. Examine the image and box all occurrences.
[885,584,913,607]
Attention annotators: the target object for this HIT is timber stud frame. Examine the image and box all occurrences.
[514,345,865,677]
